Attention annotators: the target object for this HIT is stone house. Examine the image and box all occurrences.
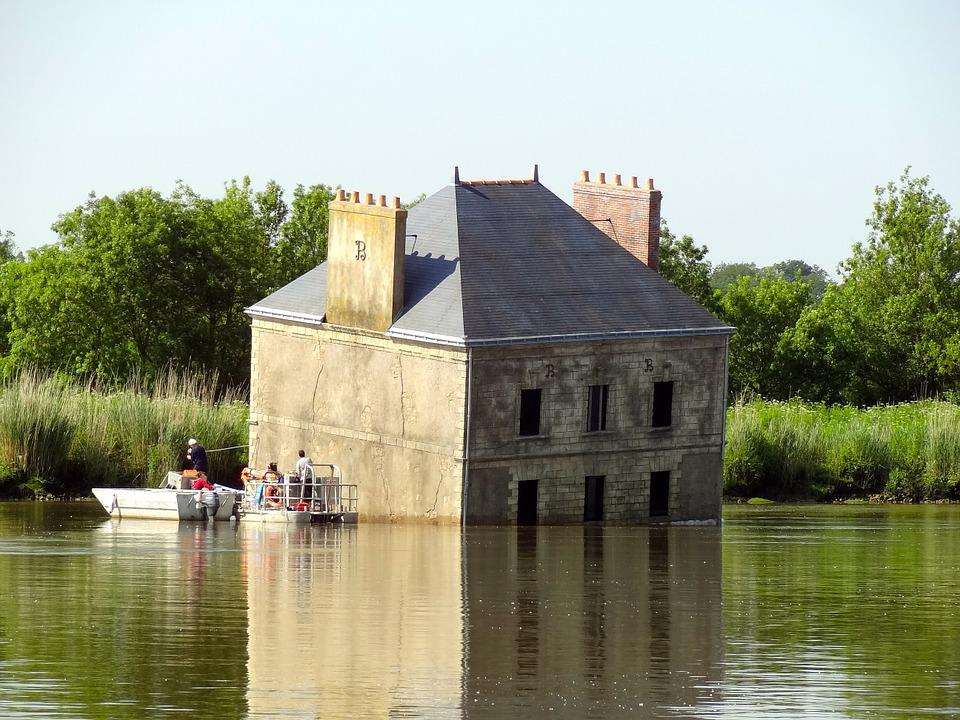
[246,167,733,524]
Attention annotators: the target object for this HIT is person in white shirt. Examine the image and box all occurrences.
[295,450,314,502]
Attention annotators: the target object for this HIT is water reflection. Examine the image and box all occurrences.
[241,523,463,718]
[5,503,958,719]
[0,506,248,718]
[461,525,723,718]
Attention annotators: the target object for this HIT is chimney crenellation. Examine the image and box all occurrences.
[572,168,662,271]
[334,189,401,208]
[577,169,656,192]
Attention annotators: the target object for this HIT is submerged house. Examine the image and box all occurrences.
[246,168,733,524]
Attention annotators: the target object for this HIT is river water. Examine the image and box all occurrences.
[0,502,958,719]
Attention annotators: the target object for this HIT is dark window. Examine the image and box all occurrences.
[651,381,674,428]
[517,479,538,525]
[518,388,542,436]
[650,471,670,517]
[586,384,609,432]
[584,475,605,521]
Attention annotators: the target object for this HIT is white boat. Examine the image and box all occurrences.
[240,463,358,524]
[93,472,240,521]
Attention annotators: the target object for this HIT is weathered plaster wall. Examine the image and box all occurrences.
[465,335,728,524]
[325,199,406,332]
[250,317,467,522]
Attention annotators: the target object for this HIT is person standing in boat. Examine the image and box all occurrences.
[295,449,313,501]
[187,438,208,474]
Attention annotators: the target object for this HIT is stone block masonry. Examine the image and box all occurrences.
[465,335,728,524]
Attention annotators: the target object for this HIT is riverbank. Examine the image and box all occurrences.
[2,372,957,505]
[0,369,248,498]
[724,399,960,502]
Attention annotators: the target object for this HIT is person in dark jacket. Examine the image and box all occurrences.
[187,438,208,474]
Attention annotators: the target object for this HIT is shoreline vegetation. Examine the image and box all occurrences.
[0,372,958,504]
[725,399,960,502]
[0,369,248,499]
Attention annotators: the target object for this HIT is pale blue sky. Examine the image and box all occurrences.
[2,0,958,273]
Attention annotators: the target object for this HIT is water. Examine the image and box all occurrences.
[0,503,958,719]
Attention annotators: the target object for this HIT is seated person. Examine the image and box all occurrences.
[264,482,283,508]
[240,466,254,492]
[263,462,282,483]
[262,462,284,508]
[192,473,214,491]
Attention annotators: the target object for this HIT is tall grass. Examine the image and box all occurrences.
[0,368,248,498]
[725,398,960,501]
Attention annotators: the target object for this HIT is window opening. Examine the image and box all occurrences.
[586,384,609,432]
[519,388,542,436]
[652,381,674,428]
[517,479,538,525]
[650,470,670,517]
[584,475,605,521]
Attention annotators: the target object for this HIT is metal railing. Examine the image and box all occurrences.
[242,463,358,515]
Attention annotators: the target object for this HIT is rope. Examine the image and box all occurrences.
[205,444,250,453]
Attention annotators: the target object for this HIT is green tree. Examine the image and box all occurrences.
[711,262,759,290]
[770,259,832,299]
[3,180,285,387]
[712,259,832,299]
[715,275,814,398]
[0,229,22,263]
[658,221,714,307]
[786,170,960,404]
[275,183,335,283]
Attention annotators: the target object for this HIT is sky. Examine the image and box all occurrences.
[2,0,958,274]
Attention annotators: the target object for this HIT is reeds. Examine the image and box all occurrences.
[0,368,248,497]
[725,398,960,500]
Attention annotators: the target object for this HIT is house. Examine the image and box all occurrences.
[246,167,733,524]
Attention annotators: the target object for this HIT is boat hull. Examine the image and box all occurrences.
[241,508,312,524]
[92,488,238,521]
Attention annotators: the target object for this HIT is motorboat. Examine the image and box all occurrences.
[92,472,240,521]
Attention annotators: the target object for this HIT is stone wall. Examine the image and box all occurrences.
[249,316,468,522]
[465,335,728,524]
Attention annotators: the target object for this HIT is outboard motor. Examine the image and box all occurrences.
[199,490,220,521]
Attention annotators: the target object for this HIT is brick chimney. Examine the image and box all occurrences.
[572,170,662,270]
[325,189,406,332]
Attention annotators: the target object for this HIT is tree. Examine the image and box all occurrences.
[2,180,285,387]
[785,169,960,404]
[769,260,832,299]
[712,260,832,299]
[715,275,814,398]
[274,184,335,284]
[658,221,714,307]
[0,229,22,264]
[711,262,759,290]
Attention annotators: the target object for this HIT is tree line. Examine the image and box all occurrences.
[1,169,957,407]
[0,179,334,390]
[660,169,960,406]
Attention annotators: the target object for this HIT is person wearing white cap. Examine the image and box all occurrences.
[187,438,208,474]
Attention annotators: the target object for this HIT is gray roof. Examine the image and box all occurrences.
[247,180,733,346]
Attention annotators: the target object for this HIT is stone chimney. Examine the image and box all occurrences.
[325,189,406,332]
[572,170,662,270]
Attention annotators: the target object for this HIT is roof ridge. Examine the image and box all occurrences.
[459,179,535,186]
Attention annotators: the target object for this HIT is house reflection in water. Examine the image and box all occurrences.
[242,524,721,718]
[242,524,464,718]
[461,526,722,717]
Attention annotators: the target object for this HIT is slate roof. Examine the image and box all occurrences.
[247,179,733,346]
